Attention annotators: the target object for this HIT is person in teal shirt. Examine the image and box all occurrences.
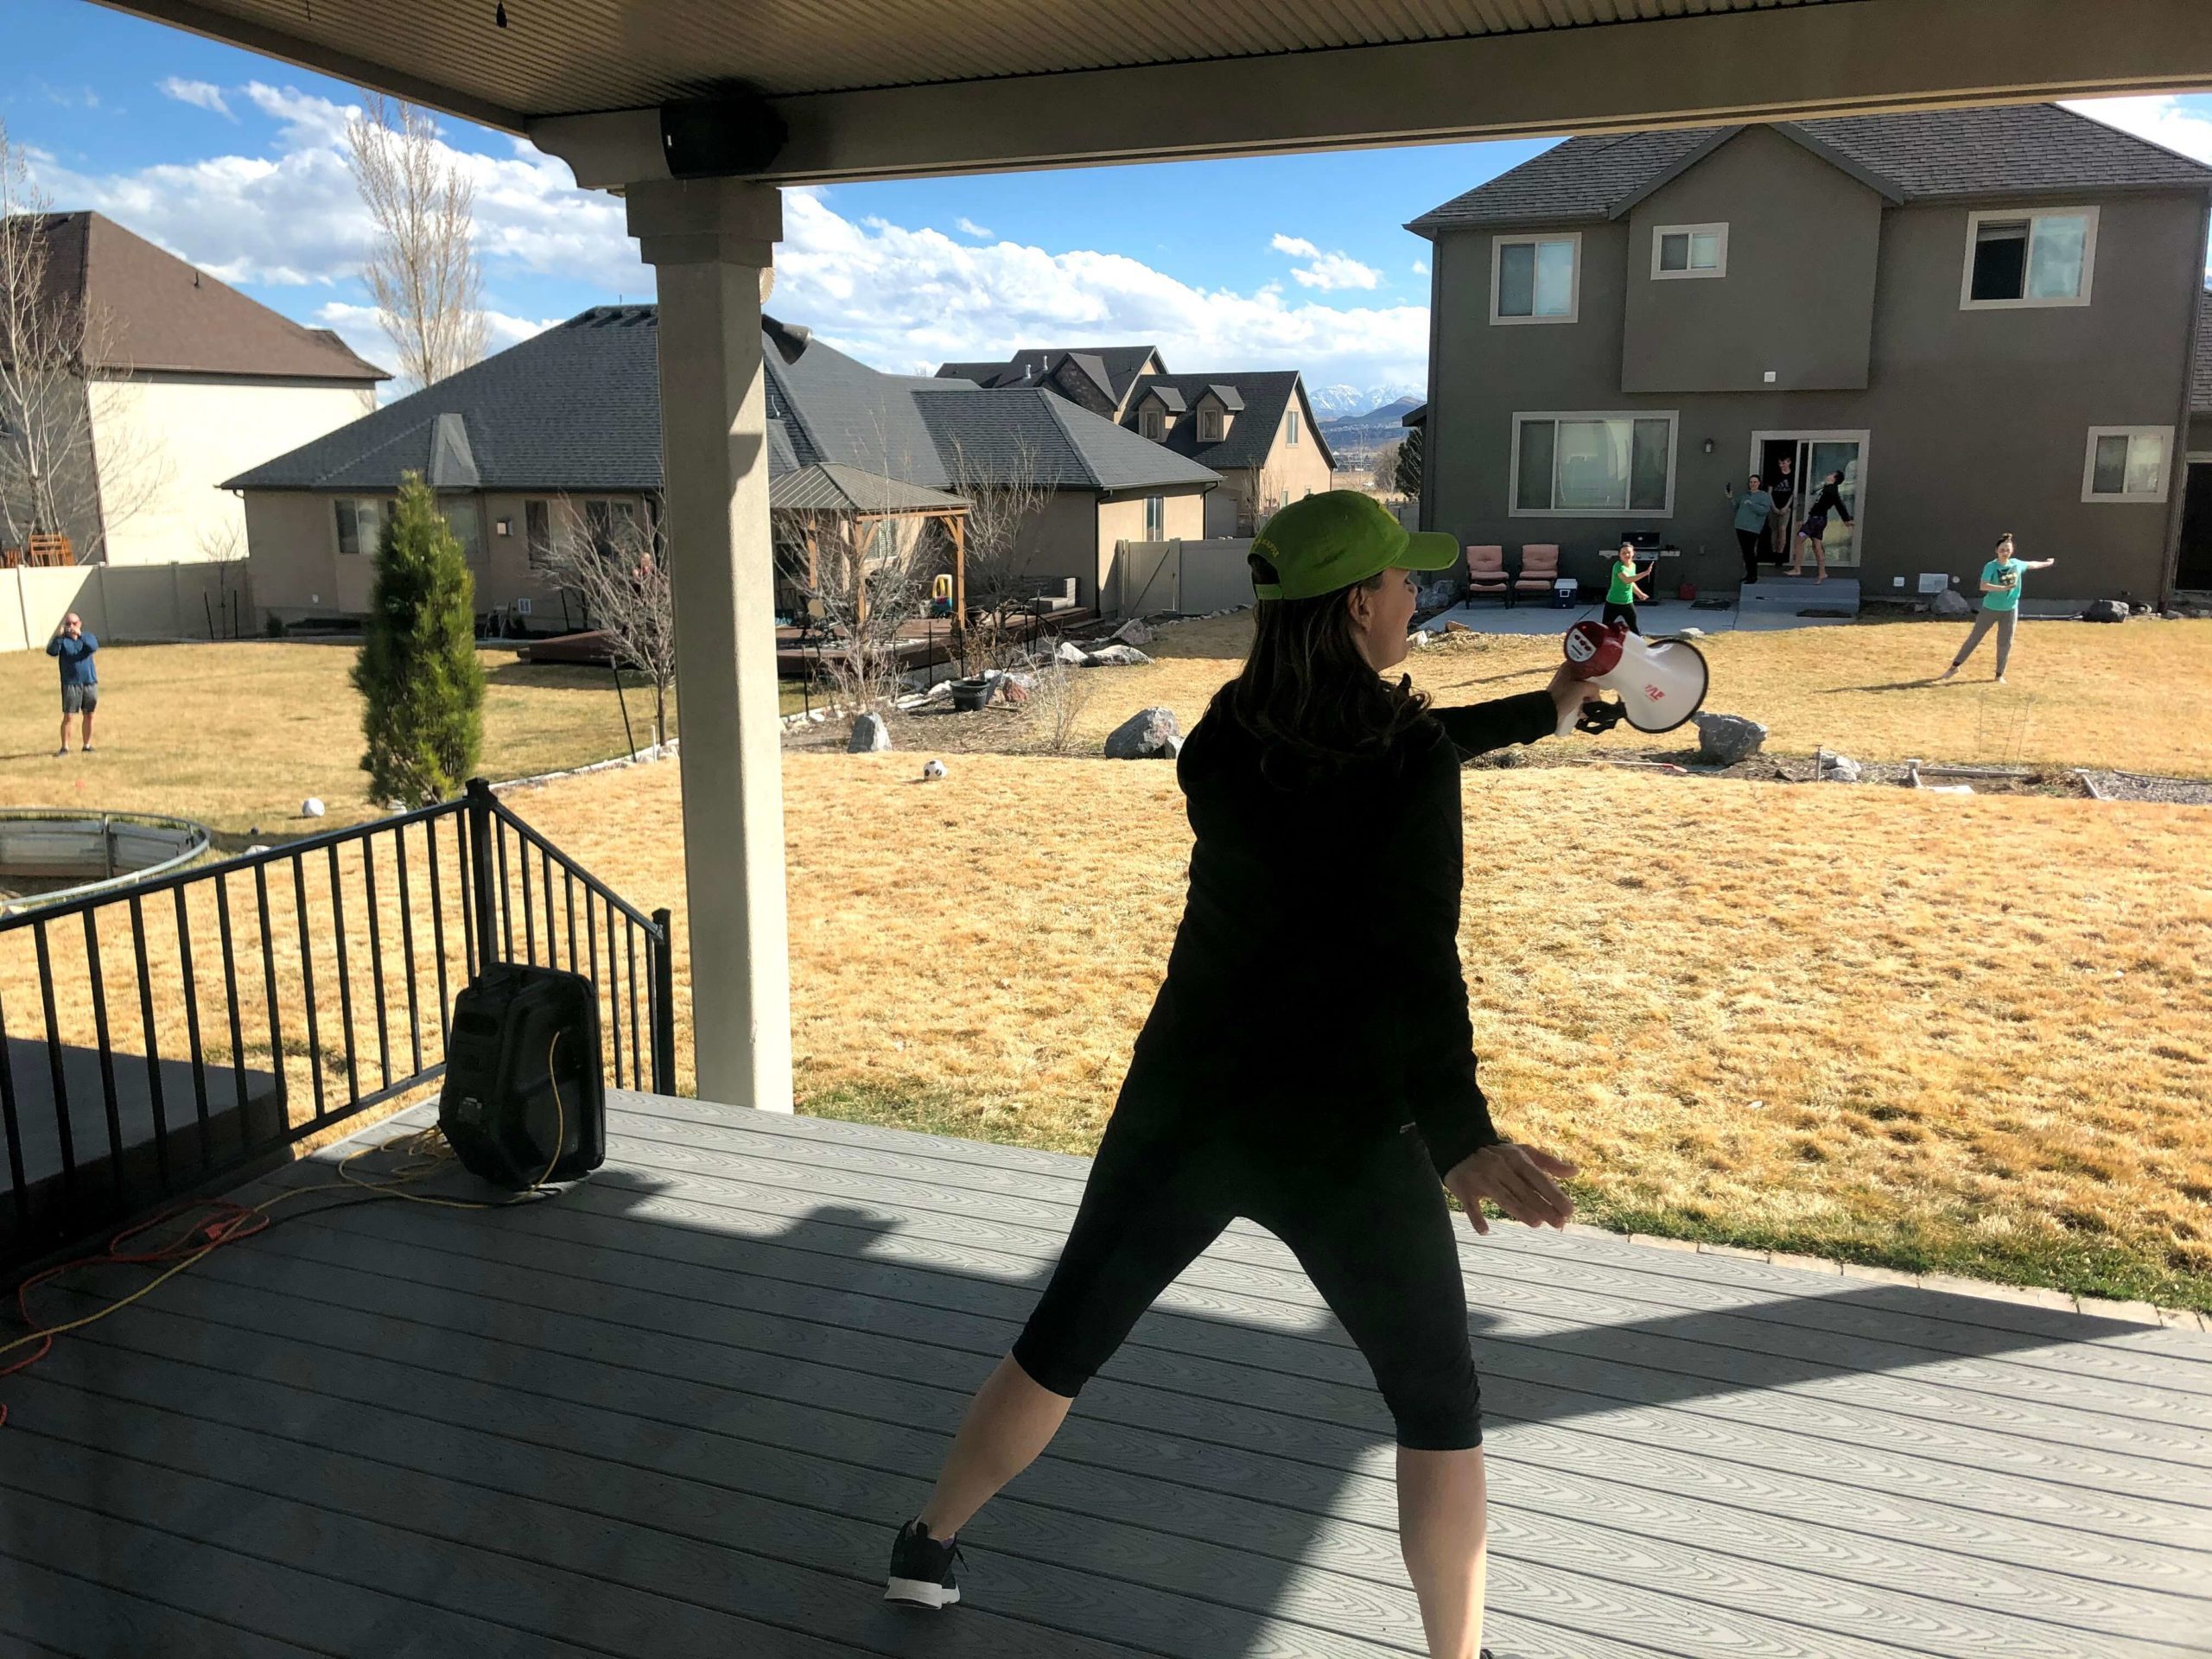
[1940,532,2056,683]
[1724,475,1774,586]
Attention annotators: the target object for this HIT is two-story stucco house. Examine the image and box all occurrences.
[938,347,1335,537]
[1411,105,2212,606]
[7,212,386,567]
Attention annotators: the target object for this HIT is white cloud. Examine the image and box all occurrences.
[1268,231,1380,291]
[779,193,1427,388]
[159,78,235,120]
[2062,94,2212,165]
[956,217,994,239]
[1411,259,1428,275]
[241,81,359,149]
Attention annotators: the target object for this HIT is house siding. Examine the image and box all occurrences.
[1427,182,2207,603]
[91,377,378,567]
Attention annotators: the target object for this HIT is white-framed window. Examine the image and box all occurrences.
[334,496,386,556]
[1143,495,1166,539]
[1651,222,1727,280]
[1961,207,2098,308]
[1198,406,1225,442]
[1510,411,1678,516]
[1141,407,1165,442]
[1491,232,1580,323]
[2081,425,2171,503]
[1286,409,1300,445]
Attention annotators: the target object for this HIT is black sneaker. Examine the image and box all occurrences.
[884,1518,963,1609]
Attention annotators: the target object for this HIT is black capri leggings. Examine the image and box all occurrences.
[1012,1098,1483,1451]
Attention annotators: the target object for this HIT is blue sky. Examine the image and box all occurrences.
[7,0,2211,405]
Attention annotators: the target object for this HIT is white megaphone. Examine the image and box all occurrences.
[1556,620,1709,738]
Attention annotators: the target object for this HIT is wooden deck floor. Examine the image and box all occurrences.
[4,1090,2209,1658]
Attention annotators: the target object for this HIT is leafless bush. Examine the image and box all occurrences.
[945,437,1048,672]
[539,498,677,749]
[1021,652,1095,755]
[1,123,170,562]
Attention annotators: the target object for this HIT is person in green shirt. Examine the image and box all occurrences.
[1724,476,1774,586]
[1939,532,2056,683]
[1602,541,1652,634]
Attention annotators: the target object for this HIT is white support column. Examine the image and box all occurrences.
[628,179,793,1111]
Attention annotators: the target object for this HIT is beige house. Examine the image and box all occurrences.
[232,306,1214,628]
[6,212,386,568]
[1122,372,1335,536]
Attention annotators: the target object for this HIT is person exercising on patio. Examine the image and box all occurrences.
[884,491,1589,1659]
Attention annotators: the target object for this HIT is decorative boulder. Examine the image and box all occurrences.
[302,797,327,818]
[1104,706,1181,760]
[1694,713,1767,766]
[2082,598,2130,623]
[1054,639,1091,667]
[1110,620,1154,646]
[1821,751,1862,783]
[1085,644,1153,668]
[847,712,893,753]
[1932,589,1973,617]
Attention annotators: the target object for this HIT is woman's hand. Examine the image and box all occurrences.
[1444,1141,1580,1234]
[1546,663,1604,728]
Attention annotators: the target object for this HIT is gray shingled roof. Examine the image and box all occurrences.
[1122,371,1335,473]
[229,306,1215,500]
[2196,293,2212,416]
[914,387,1219,492]
[772,465,968,515]
[932,345,1160,404]
[1411,105,2212,233]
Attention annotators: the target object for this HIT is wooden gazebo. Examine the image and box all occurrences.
[771,462,968,628]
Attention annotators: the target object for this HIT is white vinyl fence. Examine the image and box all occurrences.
[0,562,254,653]
[1110,538,1255,619]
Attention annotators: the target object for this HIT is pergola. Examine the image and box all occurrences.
[97,0,2212,1109]
[772,461,969,629]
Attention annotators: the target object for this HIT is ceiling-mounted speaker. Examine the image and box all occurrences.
[660,86,787,180]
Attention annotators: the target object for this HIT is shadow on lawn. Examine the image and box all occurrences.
[17,1128,2179,1659]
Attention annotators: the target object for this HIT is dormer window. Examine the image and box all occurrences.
[1141,407,1165,441]
[1199,407,1225,442]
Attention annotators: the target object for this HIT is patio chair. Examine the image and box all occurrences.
[1515,543,1560,604]
[1465,545,1510,605]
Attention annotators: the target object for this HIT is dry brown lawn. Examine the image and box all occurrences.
[1089,612,2212,776]
[500,753,2212,1310]
[0,641,664,837]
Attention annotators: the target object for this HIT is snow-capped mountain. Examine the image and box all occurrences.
[1306,382,1423,421]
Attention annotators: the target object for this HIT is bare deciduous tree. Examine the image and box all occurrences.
[0,121,169,563]
[346,96,487,390]
[1371,440,1404,496]
[775,497,943,714]
[539,497,678,751]
[1243,465,1290,535]
[944,437,1048,671]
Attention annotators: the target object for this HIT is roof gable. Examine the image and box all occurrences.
[1411,105,2212,234]
[1122,371,1335,472]
[16,211,388,382]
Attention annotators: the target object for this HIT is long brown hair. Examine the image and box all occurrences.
[1208,556,1430,777]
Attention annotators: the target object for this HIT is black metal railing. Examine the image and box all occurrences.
[0,778,675,1278]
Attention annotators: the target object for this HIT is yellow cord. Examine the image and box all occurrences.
[1,1031,573,1362]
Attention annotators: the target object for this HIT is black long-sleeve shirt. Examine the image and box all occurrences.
[1125,689,1557,1177]
[1804,481,1853,523]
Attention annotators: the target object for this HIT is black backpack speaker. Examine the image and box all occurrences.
[439,963,606,1189]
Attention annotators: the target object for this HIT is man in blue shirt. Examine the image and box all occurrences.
[46,612,99,755]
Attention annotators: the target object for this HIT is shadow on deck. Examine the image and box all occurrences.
[4,1090,2209,1657]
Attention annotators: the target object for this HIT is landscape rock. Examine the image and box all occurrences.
[1931,589,1972,617]
[1406,630,1431,648]
[1417,580,1459,612]
[1054,639,1091,667]
[1104,706,1181,760]
[1494,746,1529,768]
[1693,713,1767,766]
[1084,644,1154,668]
[922,760,947,781]
[302,798,327,818]
[1821,751,1862,783]
[1110,620,1154,645]
[2082,598,2130,623]
[1446,620,1476,635]
[846,712,893,753]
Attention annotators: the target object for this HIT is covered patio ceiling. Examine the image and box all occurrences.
[92,0,2212,183]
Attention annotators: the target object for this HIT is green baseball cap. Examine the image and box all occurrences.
[1249,490,1459,601]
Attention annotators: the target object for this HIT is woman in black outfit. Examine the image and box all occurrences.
[886,492,1587,1659]
[1789,469,1853,582]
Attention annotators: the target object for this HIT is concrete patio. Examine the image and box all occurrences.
[1426,575,1865,638]
[7,1090,2208,1658]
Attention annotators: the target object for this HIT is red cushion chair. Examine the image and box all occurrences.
[1515,543,1560,601]
[1465,545,1510,604]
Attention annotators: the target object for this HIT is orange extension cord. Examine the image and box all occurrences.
[0,1034,570,1429]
